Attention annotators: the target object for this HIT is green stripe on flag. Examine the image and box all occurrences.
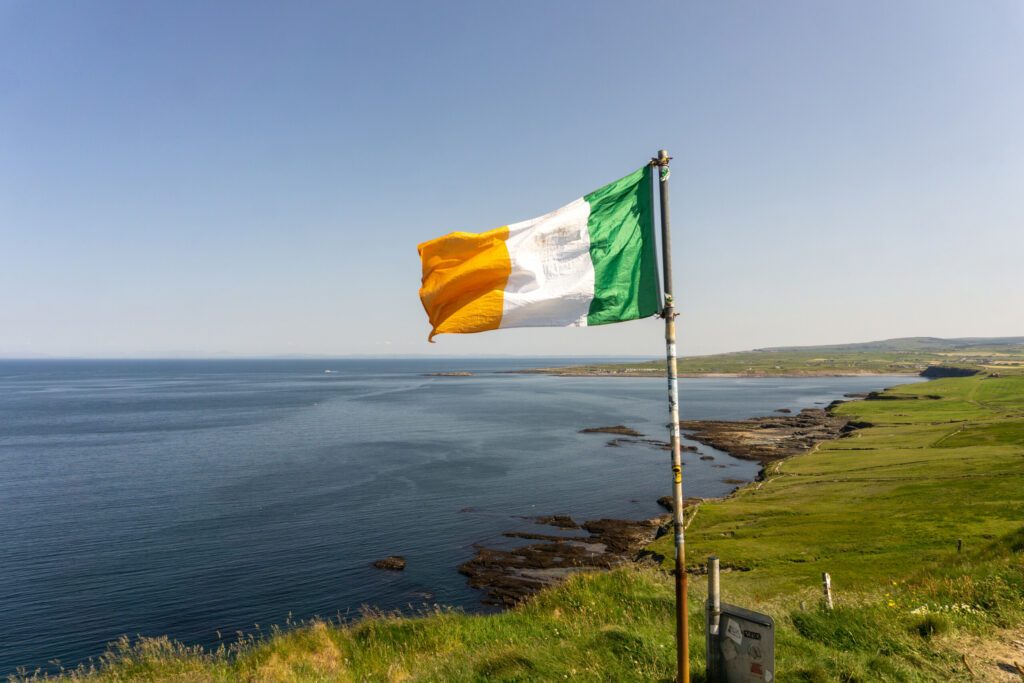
[584,165,661,325]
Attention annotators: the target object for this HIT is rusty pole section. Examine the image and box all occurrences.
[653,148,688,683]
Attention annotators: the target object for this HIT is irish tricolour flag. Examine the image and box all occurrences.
[418,166,661,341]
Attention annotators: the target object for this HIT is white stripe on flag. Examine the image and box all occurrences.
[499,197,595,328]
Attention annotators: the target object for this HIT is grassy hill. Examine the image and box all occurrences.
[757,336,1024,353]
[19,368,1024,681]
[647,371,1024,679]
[521,336,1024,377]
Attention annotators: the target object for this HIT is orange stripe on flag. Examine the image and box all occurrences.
[417,227,512,341]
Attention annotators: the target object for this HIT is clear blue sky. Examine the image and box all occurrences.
[2,1,1022,357]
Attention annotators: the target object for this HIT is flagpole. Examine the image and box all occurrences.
[654,149,689,683]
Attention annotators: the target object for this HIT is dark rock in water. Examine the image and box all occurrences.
[504,530,591,542]
[680,408,854,463]
[459,515,669,606]
[580,518,666,554]
[775,408,792,414]
[373,556,406,571]
[580,425,643,437]
[458,543,612,607]
[527,515,580,529]
[699,455,714,461]
[844,392,869,398]
[603,436,694,452]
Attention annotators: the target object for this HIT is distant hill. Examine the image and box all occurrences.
[754,336,1024,353]
[519,336,1024,377]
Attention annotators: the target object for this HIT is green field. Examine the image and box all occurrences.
[646,372,1024,679]
[19,371,1024,682]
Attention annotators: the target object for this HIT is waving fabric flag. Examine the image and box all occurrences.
[417,166,661,341]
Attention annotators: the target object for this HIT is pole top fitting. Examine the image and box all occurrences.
[651,149,672,166]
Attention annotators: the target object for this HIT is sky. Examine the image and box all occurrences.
[2,1,1022,358]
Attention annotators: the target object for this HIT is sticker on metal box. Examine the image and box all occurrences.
[725,619,743,645]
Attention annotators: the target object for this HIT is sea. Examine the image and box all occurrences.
[0,359,924,675]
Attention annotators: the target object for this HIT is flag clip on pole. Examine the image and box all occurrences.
[653,149,689,683]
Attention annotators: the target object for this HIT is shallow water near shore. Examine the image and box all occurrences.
[0,359,924,675]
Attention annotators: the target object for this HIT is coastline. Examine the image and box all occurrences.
[457,377,901,605]
[507,368,921,378]
[3,362,910,676]
[28,363,1024,680]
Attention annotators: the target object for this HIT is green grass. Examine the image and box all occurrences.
[539,350,939,376]
[16,375,1024,682]
[644,373,1024,678]
[531,338,1024,377]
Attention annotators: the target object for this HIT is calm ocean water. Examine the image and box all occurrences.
[0,359,923,675]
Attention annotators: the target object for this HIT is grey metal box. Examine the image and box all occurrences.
[714,602,775,682]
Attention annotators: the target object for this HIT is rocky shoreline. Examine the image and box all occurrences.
[457,515,670,606]
[679,405,859,464]
[457,400,864,605]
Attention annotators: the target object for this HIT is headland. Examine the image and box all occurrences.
[18,338,1024,681]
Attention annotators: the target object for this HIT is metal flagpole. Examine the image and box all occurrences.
[653,148,689,683]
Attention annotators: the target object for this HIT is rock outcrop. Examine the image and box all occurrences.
[372,556,407,571]
[580,425,644,437]
[679,408,851,463]
[525,515,580,529]
[458,515,669,606]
